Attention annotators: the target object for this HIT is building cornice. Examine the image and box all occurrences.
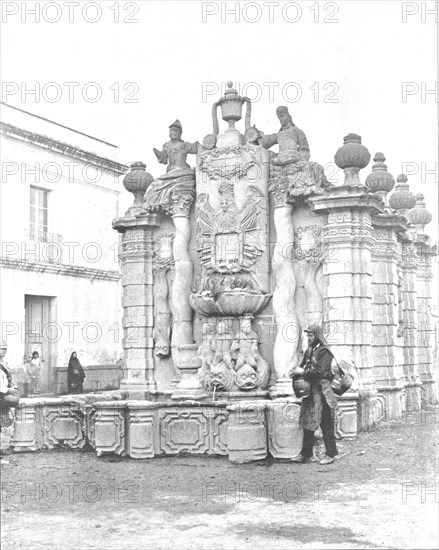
[1,122,129,175]
[0,258,121,281]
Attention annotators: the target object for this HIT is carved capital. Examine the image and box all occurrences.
[268,177,288,208]
[170,190,195,218]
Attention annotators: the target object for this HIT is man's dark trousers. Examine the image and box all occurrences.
[301,399,338,459]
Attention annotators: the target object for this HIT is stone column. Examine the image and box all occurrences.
[170,190,196,370]
[371,215,406,420]
[113,215,159,396]
[310,186,383,430]
[399,233,422,411]
[270,202,299,396]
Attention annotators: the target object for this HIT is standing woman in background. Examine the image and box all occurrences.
[67,352,85,394]
[27,351,42,395]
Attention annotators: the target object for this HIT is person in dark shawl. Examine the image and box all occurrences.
[291,325,338,465]
[67,352,85,394]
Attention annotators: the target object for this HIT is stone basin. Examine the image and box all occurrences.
[190,291,272,317]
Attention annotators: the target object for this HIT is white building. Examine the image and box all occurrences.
[0,103,130,393]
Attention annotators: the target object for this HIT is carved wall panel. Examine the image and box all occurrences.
[94,403,126,457]
[42,401,85,450]
[159,406,228,455]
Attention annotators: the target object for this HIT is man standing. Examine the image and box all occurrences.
[291,326,339,465]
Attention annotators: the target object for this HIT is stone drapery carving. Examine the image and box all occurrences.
[144,120,198,215]
[262,106,330,206]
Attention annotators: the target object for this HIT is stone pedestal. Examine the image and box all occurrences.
[371,214,406,420]
[310,186,383,430]
[266,400,303,459]
[226,402,267,463]
[113,214,159,393]
[171,344,207,400]
[335,391,358,438]
[94,402,127,457]
[126,401,159,459]
[12,399,43,452]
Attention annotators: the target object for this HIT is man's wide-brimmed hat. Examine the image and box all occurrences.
[169,119,182,132]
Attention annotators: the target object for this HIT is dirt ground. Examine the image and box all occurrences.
[1,411,438,550]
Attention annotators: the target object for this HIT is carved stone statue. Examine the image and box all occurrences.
[144,120,198,214]
[261,106,330,204]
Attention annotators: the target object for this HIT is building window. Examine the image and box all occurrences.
[30,186,48,239]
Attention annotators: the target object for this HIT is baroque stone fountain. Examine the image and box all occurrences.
[7,82,435,462]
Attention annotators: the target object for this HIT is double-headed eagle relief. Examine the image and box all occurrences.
[195,183,266,283]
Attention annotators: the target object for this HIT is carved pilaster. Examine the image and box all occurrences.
[371,214,406,420]
[310,186,383,430]
[399,232,422,410]
[415,237,437,403]
[112,214,159,394]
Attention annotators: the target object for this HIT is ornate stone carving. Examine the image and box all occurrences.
[192,184,267,305]
[389,174,416,215]
[408,193,432,232]
[365,153,395,202]
[199,317,269,392]
[262,106,330,204]
[153,234,174,358]
[123,162,154,213]
[334,133,371,186]
[198,145,257,181]
[144,120,197,215]
[212,81,252,139]
[294,225,322,261]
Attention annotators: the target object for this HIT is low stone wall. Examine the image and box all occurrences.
[1,395,361,461]
[52,364,123,394]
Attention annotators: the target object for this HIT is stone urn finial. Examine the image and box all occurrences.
[123,161,154,213]
[365,152,395,203]
[388,174,416,216]
[212,81,252,136]
[334,133,371,186]
[407,193,432,233]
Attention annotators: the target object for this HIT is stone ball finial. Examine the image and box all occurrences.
[334,133,371,186]
[123,161,154,211]
[365,152,395,201]
[388,173,416,215]
[224,81,238,96]
[408,193,432,230]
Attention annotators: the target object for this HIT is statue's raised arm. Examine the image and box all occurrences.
[153,147,168,165]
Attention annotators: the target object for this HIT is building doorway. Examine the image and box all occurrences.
[25,295,55,394]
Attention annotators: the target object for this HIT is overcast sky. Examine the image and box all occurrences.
[2,0,438,238]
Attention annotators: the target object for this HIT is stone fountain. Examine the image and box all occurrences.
[5,82,436,463]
